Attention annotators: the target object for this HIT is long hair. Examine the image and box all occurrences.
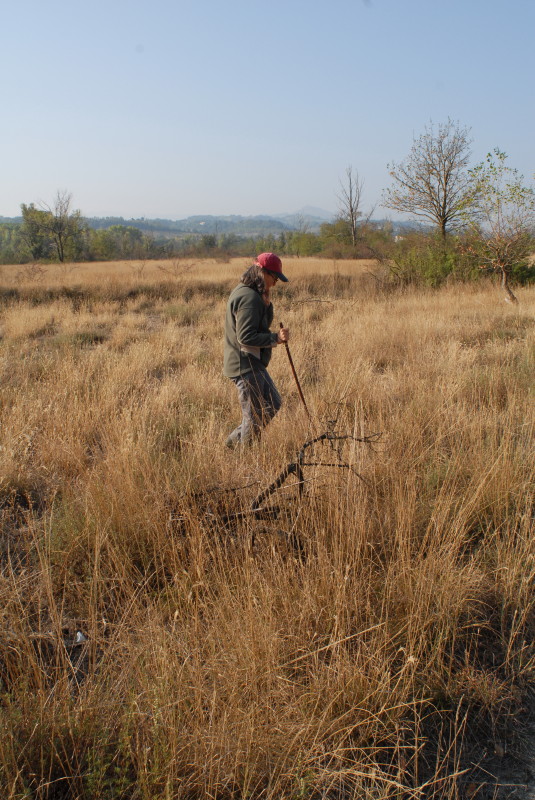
[240,264,265,294]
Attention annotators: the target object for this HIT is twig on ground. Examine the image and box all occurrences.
[171,429,381,529]
[251,429,380,510]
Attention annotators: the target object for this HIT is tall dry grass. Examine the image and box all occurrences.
[0,257,534,799]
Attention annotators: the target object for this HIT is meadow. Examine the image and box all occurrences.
[0,256,534,799]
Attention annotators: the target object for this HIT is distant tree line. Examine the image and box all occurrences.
[0,210,395,265]
[1,122,534,301]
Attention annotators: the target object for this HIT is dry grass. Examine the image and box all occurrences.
[0,258,534,799]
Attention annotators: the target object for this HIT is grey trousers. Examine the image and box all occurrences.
[226,368,282,447]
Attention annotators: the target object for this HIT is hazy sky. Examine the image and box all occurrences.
[2,0,533,220]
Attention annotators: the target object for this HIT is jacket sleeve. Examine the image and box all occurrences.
[235,296,279,348]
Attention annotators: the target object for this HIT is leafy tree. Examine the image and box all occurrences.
[463,149,535,303]
[318,218,354,258]
[0,222,28,264]
[255,234,278,254]
[21,191,85,262]
[286,230,322,258]
[383,119,476,239]
[87,225,160,261]
[20,204,53,260]
[89,228,118,260]
[201,234,217,250]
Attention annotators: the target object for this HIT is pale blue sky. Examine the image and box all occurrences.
[2,0,533,220]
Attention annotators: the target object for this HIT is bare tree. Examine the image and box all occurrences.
[337,166,363,247]
[39,191,85,262]
[383,119,476,239]
[295,214,310,235]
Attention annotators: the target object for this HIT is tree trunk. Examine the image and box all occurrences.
[501,268,518,304]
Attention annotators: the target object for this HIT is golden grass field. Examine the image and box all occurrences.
[0,256,534,799]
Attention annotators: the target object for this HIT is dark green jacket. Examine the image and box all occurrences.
[223,284,279,378]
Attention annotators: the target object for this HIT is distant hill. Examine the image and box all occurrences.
[298,205,335,220]
[272,206,335,230]
[85,215,289,237]
[1,210,424,238]
[85,210,336,237]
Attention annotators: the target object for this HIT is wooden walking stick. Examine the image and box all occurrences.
[280,322,312,421]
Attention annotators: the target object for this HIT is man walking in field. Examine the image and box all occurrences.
[224,253,290,447]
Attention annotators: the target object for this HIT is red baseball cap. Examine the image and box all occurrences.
[255,252,289,282]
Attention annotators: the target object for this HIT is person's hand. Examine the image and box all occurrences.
[277,327,290,344]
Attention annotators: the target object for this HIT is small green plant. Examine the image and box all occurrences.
[385,234,476,287]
